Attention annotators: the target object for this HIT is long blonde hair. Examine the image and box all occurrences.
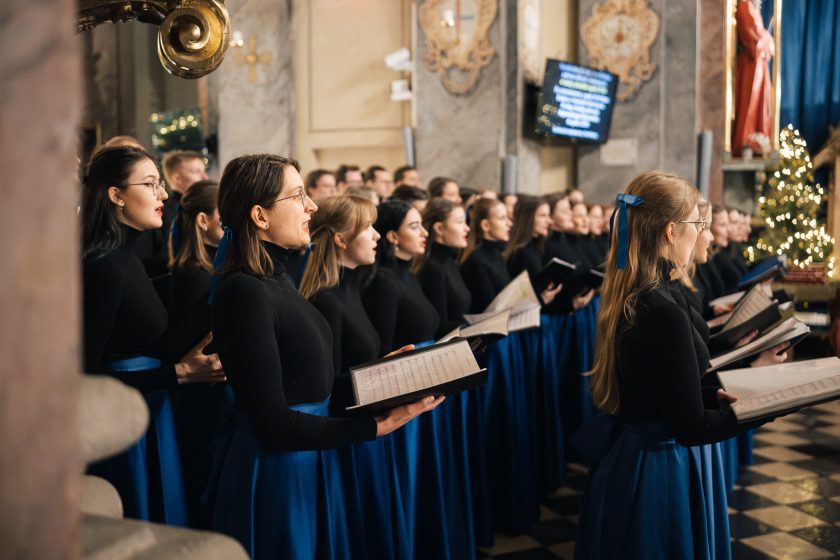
[299,194,377,300]
[589,171,698,414]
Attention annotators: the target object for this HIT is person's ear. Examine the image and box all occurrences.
[433,221,445,241]
[196,211,210,232]
[386,230,400,246]
[480,218,491,236]
[250,204,269,231]
[107,186,125,209]
[665,222,676,244]
[333,232,347,250]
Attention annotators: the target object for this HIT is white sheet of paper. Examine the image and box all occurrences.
[721,285,773,333]
[484,271,539,314]
[718,357,840,420]
[460,309,511,338]
[708,317,808,371]
[351,340,480,406]
[507,304,541,332]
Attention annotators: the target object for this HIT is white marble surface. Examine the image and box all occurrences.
[213,0,294,167]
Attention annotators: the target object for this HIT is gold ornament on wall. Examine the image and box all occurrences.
[419,0,498,95]
[580,0,659,101]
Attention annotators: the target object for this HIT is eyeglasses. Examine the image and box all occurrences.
[274,188,310,208]
[123,178,166,195]
[680,219,710,233]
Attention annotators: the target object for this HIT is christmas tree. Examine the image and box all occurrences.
[747,125,835,276]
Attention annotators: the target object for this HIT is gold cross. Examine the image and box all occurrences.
[234,37,272,82]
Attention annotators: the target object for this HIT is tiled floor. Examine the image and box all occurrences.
[480,400,840,559]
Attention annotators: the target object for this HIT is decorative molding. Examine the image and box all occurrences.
[419,0,498,95]
[580,0,658,101]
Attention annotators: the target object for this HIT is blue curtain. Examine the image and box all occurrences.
[778,0,840,154]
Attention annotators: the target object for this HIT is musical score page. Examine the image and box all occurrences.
[351,340,480,406]
[718,357,840,420]
[722,285,772,332]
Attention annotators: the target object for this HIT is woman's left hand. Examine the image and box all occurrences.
[716,389,739,409]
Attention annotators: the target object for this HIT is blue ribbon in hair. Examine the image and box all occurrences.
[208,225,234,303]
[609,193,644,270]
[169,203,182,256]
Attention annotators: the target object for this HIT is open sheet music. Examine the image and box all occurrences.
[347,339,487,413]
[485,270,540,314]
[717,357,840,421]
[708,291,745,309]
[709,284,781,350]
[439,309,511,344]
[707,317,810,372]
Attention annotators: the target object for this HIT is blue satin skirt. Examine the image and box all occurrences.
[87,357,188,526]
[574,416,731,560]
[208,399,354,560]
[720,437,741,493]
[483,334,539,534]
[389,339,474,559]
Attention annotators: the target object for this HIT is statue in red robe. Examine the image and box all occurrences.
[732,0,775,157]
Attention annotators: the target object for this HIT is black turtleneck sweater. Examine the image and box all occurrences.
[544,231,577,264]
[161,245,217,362]
[310,267,382,414]
[417,243,472,337]
[460,241,511,313]
[617,271,748,446]
[211,242,376,452]
[713,250,742,293]
[83,224,178,392]
[128,192,181,279]
[507,238,544,280]
[362,258,440,354]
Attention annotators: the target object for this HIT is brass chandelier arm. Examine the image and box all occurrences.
[77,0,231,79]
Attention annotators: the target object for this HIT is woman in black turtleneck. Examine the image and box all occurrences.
[459,198,513,312]
[505,194,562,305]
[363,200,440,352]
[80,146,223,525]
[299,195,383,414]
[415,198,472,337]
[710,205,742,292]
[164,179,228,529]
[209,155,441,559]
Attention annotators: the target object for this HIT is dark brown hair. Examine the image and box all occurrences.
[217,154,301,277]
[305,169,335,196]
[391,185,430,203]
[428,176,457,198]
[81,145,156,259]
[415,198,459,273]
[459,198,505,264]
[169,180,219,272]
[504,194,547,259]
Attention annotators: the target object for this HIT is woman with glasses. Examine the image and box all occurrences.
[80,146,224,526]
[207,154,442,559]
[576,172,765,559]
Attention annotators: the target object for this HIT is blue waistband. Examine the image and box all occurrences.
[618,419,674,441]
[105,356,162,372]
[288,398,329,417]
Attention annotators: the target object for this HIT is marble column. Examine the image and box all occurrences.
[577,0,698,202]
[0,0,81,558]
[414,0,540,193]
[210,0,294,168]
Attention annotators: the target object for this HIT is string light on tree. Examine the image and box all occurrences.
[746,125,835,277]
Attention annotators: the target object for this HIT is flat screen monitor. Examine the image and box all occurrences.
[534,60,618,144]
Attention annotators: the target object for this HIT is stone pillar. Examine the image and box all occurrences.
[698,0,726,204]
[577,0,699,202]
[211,0,294,168]
[0,0,81,558]
[414,0,539,193]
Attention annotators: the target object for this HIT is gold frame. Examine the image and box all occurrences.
[418,0,498,95]
[724,0,782,153]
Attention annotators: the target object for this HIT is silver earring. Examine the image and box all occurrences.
[118,204,124,211]
[264,224,269,230]
[202,225,208,232]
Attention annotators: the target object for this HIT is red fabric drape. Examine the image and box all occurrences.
[732,0,775,156]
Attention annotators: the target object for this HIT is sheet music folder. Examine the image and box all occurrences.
[717,357,840,422]
[708,284,781,351]
[533,258,578,293]
[346,339,487,414]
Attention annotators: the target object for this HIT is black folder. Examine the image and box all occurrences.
[533,258,578,294]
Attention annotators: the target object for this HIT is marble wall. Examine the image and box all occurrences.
[1,0,81,557]
[414,0,541,193]
[698,0,726,203]
[211,0,294,168]
[577,0,699,202]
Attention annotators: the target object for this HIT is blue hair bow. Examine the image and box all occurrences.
[208,225,234,303]
[609,193,644,270]
[170,203,182,256]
